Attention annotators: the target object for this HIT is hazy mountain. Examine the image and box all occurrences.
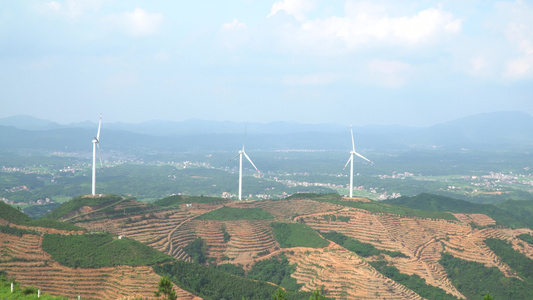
[0,115,63,130]
[0,111,531,152]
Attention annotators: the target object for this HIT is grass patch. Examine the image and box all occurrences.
[0,273,67,299]
[271,222,329,248]
[196,206,274,221]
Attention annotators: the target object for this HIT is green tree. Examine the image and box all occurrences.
[273,287,286,300]
[309,288,325,300]
[483,292,493,300]
[154,276,177,300]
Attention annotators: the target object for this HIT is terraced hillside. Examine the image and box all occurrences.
[3,193,533,299]
[0,232,199,299]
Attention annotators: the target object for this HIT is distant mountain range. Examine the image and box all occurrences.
[1,111,532,152]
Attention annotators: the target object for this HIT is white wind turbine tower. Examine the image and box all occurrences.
[344,125,373,198]
[91,114,104,196]
[230,128,260,200]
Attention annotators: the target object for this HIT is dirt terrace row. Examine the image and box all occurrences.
[0,233,199,299]
[297,207,533,298]
[285,245,424,300]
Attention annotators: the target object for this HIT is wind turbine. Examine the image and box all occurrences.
[344,125,373,198]
[230,128,260,200]
[91,114,104,196]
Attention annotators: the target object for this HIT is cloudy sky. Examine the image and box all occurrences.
[1,0,532,126]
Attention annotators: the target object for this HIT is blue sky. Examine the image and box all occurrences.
[1,0,532,126]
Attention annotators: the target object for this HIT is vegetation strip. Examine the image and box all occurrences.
[248,254,302,291]
[41,233,173,268]
[321,231,408,258]
[369,260,459,300]
[289,193,457,221]
[439,252,533,299]
[196,206,274,221]
[154,260,313,300]
[484,238,533,280]
[0,201,83,231]
[0,272,67,300]
[271,222,329,248]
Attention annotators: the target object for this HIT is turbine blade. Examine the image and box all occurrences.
[228,153,240,162]
[343,156,352,170]
[354,151,373,164]
[97,142,104,172]
[243,151,260,173]
[350,124,355,152]
[96,114,102,140]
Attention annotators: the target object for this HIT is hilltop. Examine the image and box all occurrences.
[2,192,533,299]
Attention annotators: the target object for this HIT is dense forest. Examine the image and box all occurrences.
[154,260,314,300]
[440,252,533,299]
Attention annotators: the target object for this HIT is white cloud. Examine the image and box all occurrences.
[107,8,163,37]
[503,56,533,80]
[154,51,170,63]
[105,72,139,92]
[390,8,461,43]
[46,1,62,12]
[219,19,249,50]
[497,0,533,80]
[269,4,462,55]
[282,72,339,86]
[470,56,488,73]
[368,60,410,74]
[222,19,248,31]
[367,60,411,88]
[268,0,317,21]
[42,0,104,18]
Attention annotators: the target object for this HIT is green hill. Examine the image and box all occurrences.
[384,193,530,228]
[43,194,125,220]
[495,199,533,227]
[292,192,456,220]
[0,201,31,224]
[0,201,82,231]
